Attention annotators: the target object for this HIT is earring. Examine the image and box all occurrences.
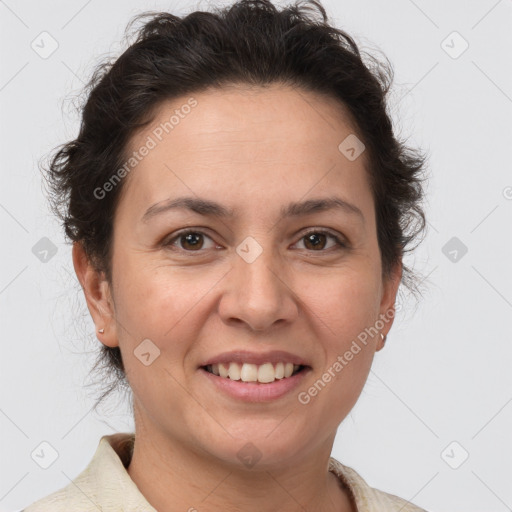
[380,333,387,344]
[98,328,105,334]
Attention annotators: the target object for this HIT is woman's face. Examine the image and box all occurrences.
[80,84,401,468]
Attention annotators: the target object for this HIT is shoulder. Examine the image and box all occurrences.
[22,432,151,512]
[21,478,116,512]
[21,489,72,512]
[328,457,430,512]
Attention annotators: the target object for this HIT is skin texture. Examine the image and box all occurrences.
[73,83,401,512]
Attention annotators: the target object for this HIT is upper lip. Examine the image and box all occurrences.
[200,350,310,368]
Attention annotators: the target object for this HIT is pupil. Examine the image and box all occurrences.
[306,233,325,250]
[183,233,202,249]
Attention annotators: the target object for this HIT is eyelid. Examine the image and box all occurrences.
[293,227,347,250]
[163,228,220,252]
[163,227,348,253]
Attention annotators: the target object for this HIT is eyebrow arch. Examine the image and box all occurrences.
[141,195,364,224]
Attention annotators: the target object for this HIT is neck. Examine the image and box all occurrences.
[126,421,355,512]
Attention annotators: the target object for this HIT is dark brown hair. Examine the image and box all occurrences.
[42,0,428,409]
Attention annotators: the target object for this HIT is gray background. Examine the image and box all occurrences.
[1,0,511,511]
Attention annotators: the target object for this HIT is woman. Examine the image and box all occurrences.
[23,0,428,510]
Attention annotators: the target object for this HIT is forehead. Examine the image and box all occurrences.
[118,83,371,222]
[126,83,361,162]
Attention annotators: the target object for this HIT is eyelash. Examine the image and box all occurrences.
[163,228,347,254]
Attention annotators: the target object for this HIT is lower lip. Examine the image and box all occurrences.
[199,367,310,402]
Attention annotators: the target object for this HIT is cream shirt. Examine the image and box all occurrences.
[22,433,428,512]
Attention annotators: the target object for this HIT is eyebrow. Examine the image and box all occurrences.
[141,195,364,224]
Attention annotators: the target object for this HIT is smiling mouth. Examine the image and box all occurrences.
[201,362,308,384]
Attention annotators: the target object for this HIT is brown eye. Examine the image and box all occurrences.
[303,232,328,250]
[180,232,204,250]
[165,230,216,252]
[296,230,346,252]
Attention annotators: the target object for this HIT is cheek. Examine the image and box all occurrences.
[297,268,380,342]
[113,256,222,349]
[113,263,208,402]
[296,270,380,400]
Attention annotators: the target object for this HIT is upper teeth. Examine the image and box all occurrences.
[207,362,301,383]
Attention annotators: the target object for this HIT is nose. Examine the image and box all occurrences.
[218,244,299,332]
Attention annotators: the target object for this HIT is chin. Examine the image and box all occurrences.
[198,420,313,468]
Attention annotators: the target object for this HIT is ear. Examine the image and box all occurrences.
[72,241,118,348]
[376,260,402,352]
